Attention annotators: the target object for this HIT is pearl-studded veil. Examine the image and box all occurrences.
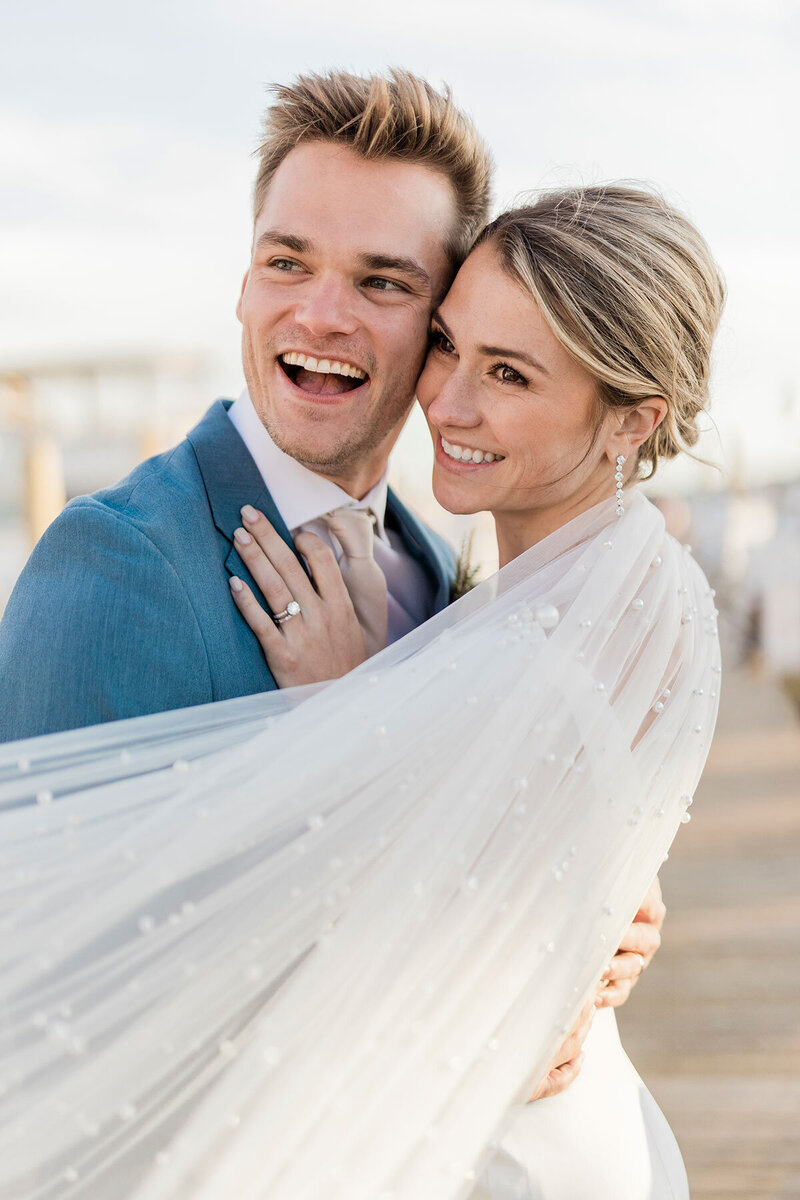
[0,491,720,1200]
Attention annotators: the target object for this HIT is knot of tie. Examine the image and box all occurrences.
[323,507,376,560]
[322,507,388,656]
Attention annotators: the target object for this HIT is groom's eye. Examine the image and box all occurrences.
[364,276,405,292]
[269,258,302,272]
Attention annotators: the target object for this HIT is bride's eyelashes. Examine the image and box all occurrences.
[428,326,455,355]
[489,362,528,388]
[428,326,529,388]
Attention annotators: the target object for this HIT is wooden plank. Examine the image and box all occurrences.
[617,666,800,1199]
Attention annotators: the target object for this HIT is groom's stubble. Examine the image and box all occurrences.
[240,321,420,482]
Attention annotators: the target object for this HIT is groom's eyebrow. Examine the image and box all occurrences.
[432,310,550,376]
[255,230,312,254]
[358,252,431,289]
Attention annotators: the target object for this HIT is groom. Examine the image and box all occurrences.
[0,69,483,741]
[0,66,662,1077]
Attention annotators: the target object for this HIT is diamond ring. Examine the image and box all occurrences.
[274,600,302,625]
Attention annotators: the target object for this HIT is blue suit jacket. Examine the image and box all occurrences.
[0,401,455,742]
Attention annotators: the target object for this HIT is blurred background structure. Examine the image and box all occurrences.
[2,1,798,1195]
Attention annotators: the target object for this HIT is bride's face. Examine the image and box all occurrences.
[416,242,615,521]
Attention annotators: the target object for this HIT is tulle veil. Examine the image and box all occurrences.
[0,490,720,1200]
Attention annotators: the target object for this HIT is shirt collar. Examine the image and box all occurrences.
[227,389,389,540]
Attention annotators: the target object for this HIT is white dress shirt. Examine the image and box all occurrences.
[228,391,435,645]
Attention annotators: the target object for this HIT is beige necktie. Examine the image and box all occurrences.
[323,507,388,656]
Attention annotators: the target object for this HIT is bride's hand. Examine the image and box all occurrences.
[596,875,666,1008]
[527,999,594,1102]
[228,505,368,687]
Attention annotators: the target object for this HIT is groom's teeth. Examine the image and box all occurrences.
[441,437,504,465]
[281,351,367,380]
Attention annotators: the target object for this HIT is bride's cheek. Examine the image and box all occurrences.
[416,353,448,406]
[415,379,434,414]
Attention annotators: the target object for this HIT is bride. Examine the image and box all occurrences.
[0,185,723,1200]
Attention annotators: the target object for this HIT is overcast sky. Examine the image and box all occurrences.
[1,0,798,488]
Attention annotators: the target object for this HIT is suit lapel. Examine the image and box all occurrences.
[187,403,453,618]
[385,489,453,615]
[186,400,297,596]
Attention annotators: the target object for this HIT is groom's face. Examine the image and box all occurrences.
[237,142,457,495]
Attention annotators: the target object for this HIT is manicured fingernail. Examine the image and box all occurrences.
[234,527,252,545]
[241,505,259,523]
[229,576,243,593]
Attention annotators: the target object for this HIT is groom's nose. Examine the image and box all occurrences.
[293,273,360,338]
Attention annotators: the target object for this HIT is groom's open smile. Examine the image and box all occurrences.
[277,350,369,399]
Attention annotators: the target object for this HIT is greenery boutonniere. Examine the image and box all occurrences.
[451,531,481,601]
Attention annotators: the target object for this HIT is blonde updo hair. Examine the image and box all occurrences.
[477,186,725,477]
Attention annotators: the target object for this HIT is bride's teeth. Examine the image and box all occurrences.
[440,437,505,464]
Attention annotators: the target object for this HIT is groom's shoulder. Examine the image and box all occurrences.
[60,400,232,548]
[85,436,203,534]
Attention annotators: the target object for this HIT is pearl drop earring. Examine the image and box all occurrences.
[615,455,626,516]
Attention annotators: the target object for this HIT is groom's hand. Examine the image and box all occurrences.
[595,875,666,1009]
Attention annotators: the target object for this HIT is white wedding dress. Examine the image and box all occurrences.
[0,493,715,1200]
[475,1009,688,1199]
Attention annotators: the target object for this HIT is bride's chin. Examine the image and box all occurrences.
[432,479,482,517]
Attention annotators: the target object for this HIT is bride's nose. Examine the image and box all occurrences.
[424,370,482,431]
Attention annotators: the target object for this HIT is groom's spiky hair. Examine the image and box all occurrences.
[253,68,493,270]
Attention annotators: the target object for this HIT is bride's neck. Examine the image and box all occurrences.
[494,482,618,567]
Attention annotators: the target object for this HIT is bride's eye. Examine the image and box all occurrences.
[492,363,528,387]
[429,328,455,355]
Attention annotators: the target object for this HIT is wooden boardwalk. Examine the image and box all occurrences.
[618,666,800,1199]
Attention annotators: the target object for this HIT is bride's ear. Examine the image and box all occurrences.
[605,398,667,461]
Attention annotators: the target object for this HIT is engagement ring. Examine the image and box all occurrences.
[274,601,302,625]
